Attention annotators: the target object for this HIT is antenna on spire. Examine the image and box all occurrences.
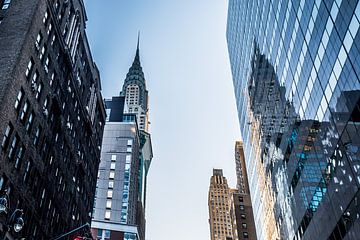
[137,31,140,51]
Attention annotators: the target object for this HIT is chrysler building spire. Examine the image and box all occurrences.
[120,35,149,131]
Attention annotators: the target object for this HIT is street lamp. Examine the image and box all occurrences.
[0,190,24,235]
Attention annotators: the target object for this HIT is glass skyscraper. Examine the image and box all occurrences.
[227,0,360,239]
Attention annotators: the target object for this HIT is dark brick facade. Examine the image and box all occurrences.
[0,0,105,239]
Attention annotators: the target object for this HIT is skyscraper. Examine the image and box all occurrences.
[120,36,149,132]
[0,0,105,238]
[227,0,360,239]
[208,169,234,240]
[92,41,153,240]
[231,142,257,240]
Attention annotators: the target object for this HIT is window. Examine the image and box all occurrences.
[127,139,133,146]
[126,147,132,153]
[35,82,43,100]
[42,10,48,24]
[110,162,116,170]
[33,126,41,146]
[14,89,24,111]
[19,101,29,122]
[25,112,34,132]
[25,59,34,78]
[241,214,246,219]
[35,32,42,50]
[242,223,247,229]
[239,196,243,202]
[7,135,18,160]
[111,154,116,161]
[50,72,55,86]
[240,205,245,210]
[97,229,102,239]
[14,145,24,169]
[39,45,46,60]
[108,181,114,189]
[106,200,112,209]
[109,171,115,179]
[243,232,249,238]
[51,34,56,46]
[2,0,11,9]
[107,190,113,198]
[31,70,38,87]
[1,123,12,150]
[44,56,50,73]
[104,230,110,239]
[47,23,52,35]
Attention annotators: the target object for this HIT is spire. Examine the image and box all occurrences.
[132,31,141,67]
[137,31,140,52]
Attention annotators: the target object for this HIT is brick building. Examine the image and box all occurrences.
[0,0,105,238]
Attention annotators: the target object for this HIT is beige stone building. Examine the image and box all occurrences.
[208,169,234,240]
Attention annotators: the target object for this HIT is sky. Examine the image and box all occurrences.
[83,1,240,239]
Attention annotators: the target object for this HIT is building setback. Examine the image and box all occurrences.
[0,0,106,239]
[92,41,153,240]
[227,0,360,239]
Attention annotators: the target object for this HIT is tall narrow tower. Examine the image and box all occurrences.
[208,169,234,240]
[120,35,149,132]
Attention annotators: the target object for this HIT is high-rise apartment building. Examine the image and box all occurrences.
[227,0,360,239]
[208,169,234,240]
[231,142,257,240]
[0,0,106,239]
[92,42,153,240]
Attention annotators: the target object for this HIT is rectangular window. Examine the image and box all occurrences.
[8,135,18,160]
[35,82,43,100]
[51,34,56,46]
[240,205,245,210]
[19,101,29,122]
[243,232,249,238]
[42,10,48,24]
[35,32,42,50]
[39,45,46,60]
[111,154,116,161]
[109,171,115,179]
[242,223,247,229]
[14,145,25,169]
[50,72,55,86]
[107,190,113,198]
[97,229,102,238]
[2,0,11,9]
[31,71,38,86]
[14,89,24,111]
[33,126,41,146]
[25,112,34,133]
[44,56,50,73]
[106,200,112,209]
[110,162,116,170]
[25,59,34,78]
[1,123,12,150]
[104,230,110,239]
[108,180,114,189]
[105,210,111,220]
[241,214,246,219]
[47,23,52,35]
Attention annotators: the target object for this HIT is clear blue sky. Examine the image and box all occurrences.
[84,0,240,239]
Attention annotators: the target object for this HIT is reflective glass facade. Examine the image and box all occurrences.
[227,0,360,239]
